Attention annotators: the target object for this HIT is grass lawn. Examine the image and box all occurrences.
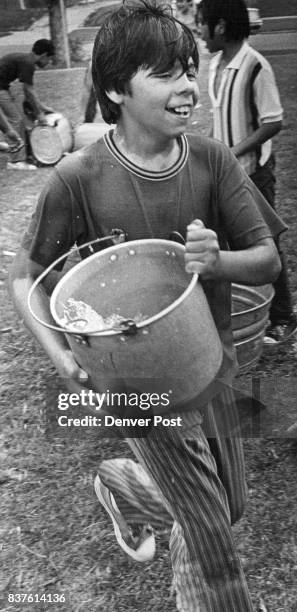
[0,53,297,612]
[259,0,297,17]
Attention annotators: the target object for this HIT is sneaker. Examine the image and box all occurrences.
[263,319,297,346]
[257,598,268,612]
[0,141,10,152]
[7,161,36,170]
[94,474,155,562]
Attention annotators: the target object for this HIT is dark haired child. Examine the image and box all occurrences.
[197,0,297,344]
[10,3,285,610]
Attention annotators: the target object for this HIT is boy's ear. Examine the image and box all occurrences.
[215,18,226,36]
[105,89,124,105]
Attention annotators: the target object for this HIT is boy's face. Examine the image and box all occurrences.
[36,53,53,68]
[197,12,224,53]
[112,59,199,141]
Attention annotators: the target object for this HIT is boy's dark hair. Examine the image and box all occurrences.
[32,39,55,57]
[92,1,199,124]
[198,0,250,41]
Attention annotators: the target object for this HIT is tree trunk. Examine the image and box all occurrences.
[47,0,70,68]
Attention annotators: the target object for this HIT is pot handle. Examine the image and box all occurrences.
[27,229,127,336]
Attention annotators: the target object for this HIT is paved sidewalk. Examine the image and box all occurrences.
[0,0,119,58]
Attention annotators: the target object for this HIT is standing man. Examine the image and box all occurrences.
[0,39,55,170]
[197,0,297,344]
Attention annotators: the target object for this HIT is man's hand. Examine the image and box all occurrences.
[37,113,49,126]
[41,105,55,114]
[6,127,20,142]
[185,219,220,278]
[6,129,24,152]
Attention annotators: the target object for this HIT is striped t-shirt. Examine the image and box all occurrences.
[208,41,283,175]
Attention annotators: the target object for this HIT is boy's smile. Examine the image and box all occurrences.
[110,59,199,143]
[165,104,192,119]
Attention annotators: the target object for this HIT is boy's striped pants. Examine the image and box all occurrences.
[98,384,254,611]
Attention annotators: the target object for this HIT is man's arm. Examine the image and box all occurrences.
[230,121,282,159]
[0,107,23,148]
[185,219,281,284]
[9,248,89,392]
[23,83,54,122]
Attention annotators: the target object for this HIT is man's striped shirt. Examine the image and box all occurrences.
[208,42,283,175]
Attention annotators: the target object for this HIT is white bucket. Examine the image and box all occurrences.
[29,112,73,165]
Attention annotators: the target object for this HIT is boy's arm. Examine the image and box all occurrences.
[229,62,282,158]
[9,248,89,393]
[185,219,281,284]
[230,121,282,159]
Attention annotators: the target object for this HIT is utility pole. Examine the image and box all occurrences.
[47,0,71,68]
[59,0,71,68]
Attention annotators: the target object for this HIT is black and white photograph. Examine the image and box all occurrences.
[0,1,297,611]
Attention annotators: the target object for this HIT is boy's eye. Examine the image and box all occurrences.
[152,72,172,79]
[187,70,197,80]
[152,70,197,80]
[150,63,197,81]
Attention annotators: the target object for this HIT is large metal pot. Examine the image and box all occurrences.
[232,284,274,373]
[50,239,223,413]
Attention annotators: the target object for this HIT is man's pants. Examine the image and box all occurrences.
[250,155,295,326]
[98,385,254,611]
[0,89,26,162]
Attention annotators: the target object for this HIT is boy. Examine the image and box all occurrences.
[197,0,296,345]
[0,39,55,170]
[10,2,284,610]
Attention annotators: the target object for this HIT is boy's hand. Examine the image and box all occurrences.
[53,348,89,390]
[6,127,21,143]
[185,219,220,278]
[55,348,110,416]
